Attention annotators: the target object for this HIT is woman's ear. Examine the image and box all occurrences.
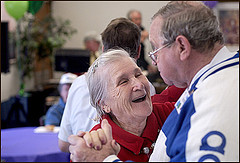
[175,35,191,61]
[99,100,111,113]
[102,105,111,113]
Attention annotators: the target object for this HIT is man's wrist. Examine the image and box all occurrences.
[103,155,121,162]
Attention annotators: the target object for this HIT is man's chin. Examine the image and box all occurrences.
[162,78,173,86]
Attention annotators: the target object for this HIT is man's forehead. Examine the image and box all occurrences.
[149,17,162,40]
[151,16,162,29]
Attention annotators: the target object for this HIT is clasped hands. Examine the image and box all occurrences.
[68,119,120,162]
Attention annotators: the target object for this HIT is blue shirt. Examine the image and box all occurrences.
[45,98,65,126]
[149,48,239,162]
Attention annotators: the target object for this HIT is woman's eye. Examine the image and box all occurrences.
[120,80,128,85]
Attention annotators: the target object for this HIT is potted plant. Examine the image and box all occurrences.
[10,12,77,95]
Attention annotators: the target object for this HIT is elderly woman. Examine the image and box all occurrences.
[82,49,175,162]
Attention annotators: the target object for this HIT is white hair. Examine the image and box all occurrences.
[86,49,135,119]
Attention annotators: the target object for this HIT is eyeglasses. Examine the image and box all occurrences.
[148,43,170,64]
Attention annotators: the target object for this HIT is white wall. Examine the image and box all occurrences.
[51,1,170,66]
[52,1,169,50]
[52,1,239,59]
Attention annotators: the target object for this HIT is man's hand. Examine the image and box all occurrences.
[68,119,120,162]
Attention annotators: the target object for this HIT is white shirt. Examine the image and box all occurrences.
[58,74,98,142]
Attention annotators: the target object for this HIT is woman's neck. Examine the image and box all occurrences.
[110,114,147,136]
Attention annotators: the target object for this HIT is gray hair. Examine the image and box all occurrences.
[152,1,224,53]
[127,9,141,20]
[86,49,134,119]
[83,31,101,43]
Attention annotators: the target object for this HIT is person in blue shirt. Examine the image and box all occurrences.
[45,73,77,128]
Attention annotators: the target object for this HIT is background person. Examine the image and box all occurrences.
[127,9,149,71]
[101,17,156,96]
[127,9,159,83]
[83,31,102,65]
[68,1,239,162]
[44,73,77,130]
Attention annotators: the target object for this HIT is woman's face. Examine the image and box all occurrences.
[103,57,152,121]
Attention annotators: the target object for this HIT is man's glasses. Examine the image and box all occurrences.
[148,43,170,64]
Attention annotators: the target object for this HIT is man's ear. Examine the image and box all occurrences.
[175,35,191,61]
[102,45,104,52]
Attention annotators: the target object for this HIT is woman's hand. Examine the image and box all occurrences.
[68,119,120,162]
[76,128,107,150]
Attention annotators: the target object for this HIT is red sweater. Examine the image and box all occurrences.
[151,85,186,103]
[89,85,185,161]
[90,102,175,162]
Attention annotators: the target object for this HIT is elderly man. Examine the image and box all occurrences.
[127,9,149,71]
[127,9,159,81]
[83,31,102,65]
[68,1,239,162]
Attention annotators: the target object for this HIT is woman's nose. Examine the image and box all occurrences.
[132,79,144,91]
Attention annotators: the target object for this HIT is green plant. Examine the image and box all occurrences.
[10,13,77,95]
